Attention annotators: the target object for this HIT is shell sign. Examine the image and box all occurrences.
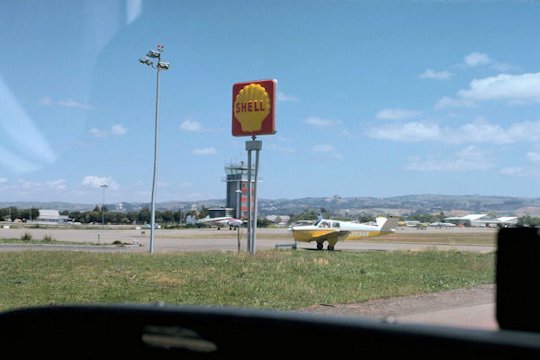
[232,79,277,136]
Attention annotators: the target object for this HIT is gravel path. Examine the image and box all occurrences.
[298,284,496,329]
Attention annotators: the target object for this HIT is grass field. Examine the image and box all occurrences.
[0,249,494,312]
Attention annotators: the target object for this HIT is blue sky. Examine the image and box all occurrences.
[2,0,540,204]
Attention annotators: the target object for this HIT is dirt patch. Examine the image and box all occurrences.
[297,284,495,321]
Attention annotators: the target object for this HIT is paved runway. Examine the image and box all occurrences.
[0,225,497,253]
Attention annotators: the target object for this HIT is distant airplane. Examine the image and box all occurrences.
[399,220,416,227]
[289,216,400,250]
[428,221,456,228]
[197,216,243,230]
[398,220,430,229]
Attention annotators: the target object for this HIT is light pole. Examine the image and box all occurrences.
[101,184,108,226]
[139,44,170,254]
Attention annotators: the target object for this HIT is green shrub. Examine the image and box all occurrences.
[21,232,32,241]
[42,234,54,242]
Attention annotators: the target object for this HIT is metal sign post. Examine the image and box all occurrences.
[246,145,252,253]
[246,138,262,254]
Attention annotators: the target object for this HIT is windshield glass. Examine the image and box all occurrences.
[2,0,540,332]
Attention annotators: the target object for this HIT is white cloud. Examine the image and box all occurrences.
[435,96,475,109]
[89,128,107,137]
[369,119,540,144]
[376,108,419,120]
[305,116,339,128]
[500,148,540,178]
[464,52,491,67]
[180,120,203,132]
[407,146,492,172]
[38,96,92,110]
[111,124,127,135]
[277,91,298,102]
[58,99,93,110]
[368,122,441,142]
[192,147,217,156]
[500,165,540,178]
[527,152,540,164]
[90,125,127,137]
[419,69,453,80]
[450,120,540,144]
[311,144,342,159]
[46,179,66,190]
[436,73,540,108]
[18,180,41,190]
[459,73,540,102]
[0,178,70,196]
[500,167,524,176]
[82,176,119,190]
[312,144,334,153]
[491,62,515,72]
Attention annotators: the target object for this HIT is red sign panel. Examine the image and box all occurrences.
[232,79,276,137]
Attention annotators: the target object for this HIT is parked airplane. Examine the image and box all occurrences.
[289,216,400,250]
[398,220,429,229]
[428,221,456,228]
[197,216,243,230]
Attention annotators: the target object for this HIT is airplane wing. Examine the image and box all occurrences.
[291,228,340,242]
[313,230,341,242]
[198,216,230,224]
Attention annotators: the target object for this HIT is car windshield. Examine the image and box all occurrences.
[2,0,540,333]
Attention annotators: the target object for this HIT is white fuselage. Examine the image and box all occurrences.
[290,217,396,244]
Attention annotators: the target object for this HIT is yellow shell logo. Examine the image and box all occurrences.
[234,84,271,132]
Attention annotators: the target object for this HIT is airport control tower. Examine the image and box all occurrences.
[223,162,254,219]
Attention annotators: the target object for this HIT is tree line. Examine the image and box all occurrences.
[0,206,195,225]
[2,206,540,227]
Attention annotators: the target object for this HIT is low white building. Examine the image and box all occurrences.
[265,215,291,226]
[37,209,70,224]
[444,214,518,227]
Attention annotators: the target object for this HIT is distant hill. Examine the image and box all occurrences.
[258,194,540,217]
[2,194,540,217]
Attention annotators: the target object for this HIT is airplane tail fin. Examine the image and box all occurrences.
[197,215,211,223]
[377,216,400,232]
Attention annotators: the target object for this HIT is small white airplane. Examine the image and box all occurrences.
[197,216,243,230]
[428,221,456,228]
[289,216,400,250]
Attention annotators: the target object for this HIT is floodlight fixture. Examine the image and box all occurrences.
[138,57,152,66]
[157,62,170,70]
[147,50,160,58]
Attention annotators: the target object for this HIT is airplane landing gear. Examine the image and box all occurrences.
[327,245,335,251]
[316,242,324,250]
